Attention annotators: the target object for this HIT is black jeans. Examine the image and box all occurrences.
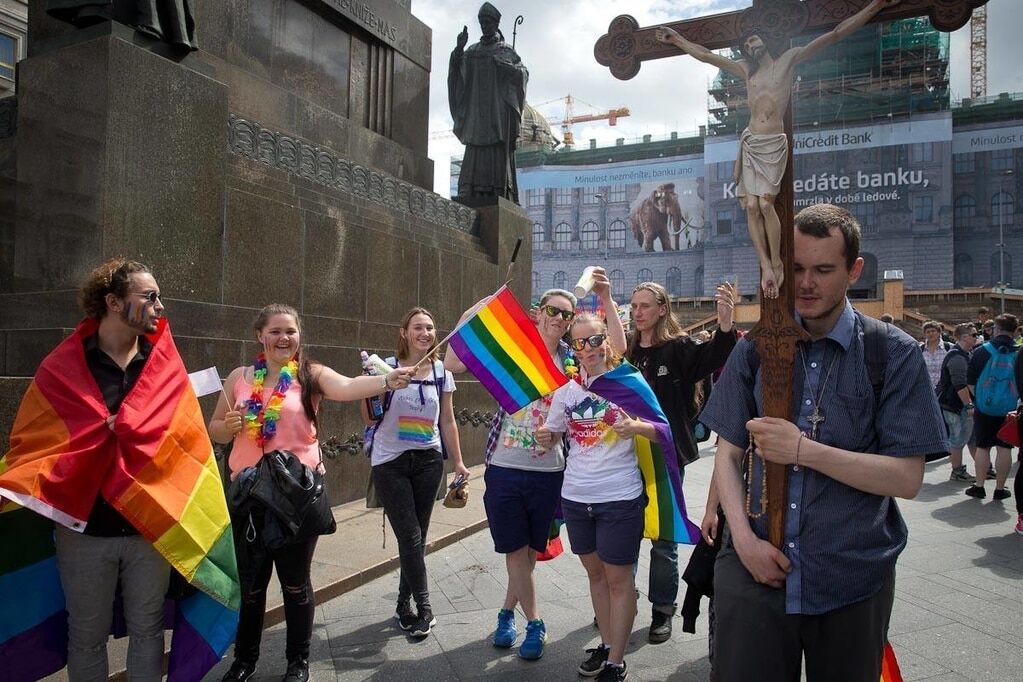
[233,532,318,664]
[372,449,444,610]
[713,545,895,682]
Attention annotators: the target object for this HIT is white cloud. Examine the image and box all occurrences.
[419,0,1019,195]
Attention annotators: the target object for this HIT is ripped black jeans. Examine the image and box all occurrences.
[232,530,318,664]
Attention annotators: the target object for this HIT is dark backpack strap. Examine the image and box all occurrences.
[433,359,449,460]
[857,312,888,407]
[746,313,889,408]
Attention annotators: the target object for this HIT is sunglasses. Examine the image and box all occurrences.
[570,334,607,351]
[541,304,575,321]
[135,291,162,304]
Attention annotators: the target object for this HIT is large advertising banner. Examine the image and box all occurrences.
[705,113,953,235]
[519,154,706,253]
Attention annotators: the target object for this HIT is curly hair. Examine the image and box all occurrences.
[78,258,151,320]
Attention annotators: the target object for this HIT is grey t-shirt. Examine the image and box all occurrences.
[488,390,566,472]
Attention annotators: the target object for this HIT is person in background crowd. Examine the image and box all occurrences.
[1013,347,1023,535]
[965,314,1020,501]
[625,281,738,643]
[920,320,952,388]
[210,304,415,682]
[975,307,992,340]
[935,324,979,482]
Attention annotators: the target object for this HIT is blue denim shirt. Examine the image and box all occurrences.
[700,302,948,615]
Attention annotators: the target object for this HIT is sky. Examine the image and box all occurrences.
[414,0,1021,195]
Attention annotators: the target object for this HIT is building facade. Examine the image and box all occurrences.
[475,20,1023,302]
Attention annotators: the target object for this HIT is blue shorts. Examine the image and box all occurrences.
[942,408,973,450]
[483,465,564,554]
[562,494,645,566]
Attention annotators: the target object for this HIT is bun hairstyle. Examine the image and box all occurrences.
[571,313,622,369]
[78,258,151,319]
[253,303,320,425]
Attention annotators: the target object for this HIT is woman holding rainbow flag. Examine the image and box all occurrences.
[536,306,700,682]
[361,307,471,640]
[445,269,624,661]
[209,304,414,682]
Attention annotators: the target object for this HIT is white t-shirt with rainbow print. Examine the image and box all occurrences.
[370,359,456,466]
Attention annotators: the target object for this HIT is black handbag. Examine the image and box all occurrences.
[228,449,336,549]
[298,455,337,539]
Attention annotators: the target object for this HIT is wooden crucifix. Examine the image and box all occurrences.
[595,0,988,548]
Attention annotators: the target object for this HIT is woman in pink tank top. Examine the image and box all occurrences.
[208,303,414,682]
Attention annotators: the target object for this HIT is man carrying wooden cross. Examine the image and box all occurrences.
[699,205,948,681]
[655,0,899,299]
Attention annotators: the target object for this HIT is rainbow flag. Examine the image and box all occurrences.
[589,363,701,544]
[448,285,568,414]
[0,317,239,681]
[881,642,903,682]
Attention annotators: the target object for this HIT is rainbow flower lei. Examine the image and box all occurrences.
[245,353,299,445]
[563,351,581,384]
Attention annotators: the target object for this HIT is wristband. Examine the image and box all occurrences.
[381,375,389,390]
[964,403,974,410]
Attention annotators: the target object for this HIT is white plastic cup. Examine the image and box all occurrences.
[573,266,598,299]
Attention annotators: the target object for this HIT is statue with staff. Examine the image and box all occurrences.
[654,0,899,299]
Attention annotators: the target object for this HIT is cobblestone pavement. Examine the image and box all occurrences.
[209,449,1023,682]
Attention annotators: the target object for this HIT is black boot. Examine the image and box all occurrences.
[648,609,673,643]
[283,658,309,682]
[221,659,257,682]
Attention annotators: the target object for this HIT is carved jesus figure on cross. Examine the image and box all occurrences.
[655,0,899,298]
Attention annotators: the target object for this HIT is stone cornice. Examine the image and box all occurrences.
[228,115,476,234]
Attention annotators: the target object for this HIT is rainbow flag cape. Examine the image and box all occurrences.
[881,642,903,682]
[589,363,701,544]
[448,285,568,414]
[0,317,239,681]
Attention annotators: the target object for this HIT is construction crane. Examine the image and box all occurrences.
[429,94,630,145]
[970,5,986,99]
[545,94,630,148]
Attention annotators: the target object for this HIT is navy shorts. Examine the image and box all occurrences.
[562,494,645,566]
[483,464,564,554]
[973,410,1011,449]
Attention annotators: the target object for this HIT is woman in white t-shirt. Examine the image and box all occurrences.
[362,307,471,638]
[537,313,657,682]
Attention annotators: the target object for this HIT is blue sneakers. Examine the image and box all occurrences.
[519,619,548,660]
[493,608,517,648]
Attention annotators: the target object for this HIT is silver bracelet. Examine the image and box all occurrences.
[381,375,389,390]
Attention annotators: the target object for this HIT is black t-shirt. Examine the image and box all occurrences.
[82,333,151,536]
[627,330,737,466]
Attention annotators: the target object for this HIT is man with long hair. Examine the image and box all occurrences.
[625,281,737,643]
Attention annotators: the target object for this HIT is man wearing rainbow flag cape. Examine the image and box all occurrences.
[0,259,239,681]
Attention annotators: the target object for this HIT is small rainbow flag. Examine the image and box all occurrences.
[589,363,701,544]
[448,285,568,415]
[398,415,435,444]
[881,642,903,682]
[0,317,239,681]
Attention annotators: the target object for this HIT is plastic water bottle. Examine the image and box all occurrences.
[360,351,384,419]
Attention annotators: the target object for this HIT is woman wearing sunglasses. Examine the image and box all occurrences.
[535,313,646,682]
[445,271,624,660]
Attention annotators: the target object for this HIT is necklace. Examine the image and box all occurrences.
[245,353,298,446]
[798,346,840,441]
